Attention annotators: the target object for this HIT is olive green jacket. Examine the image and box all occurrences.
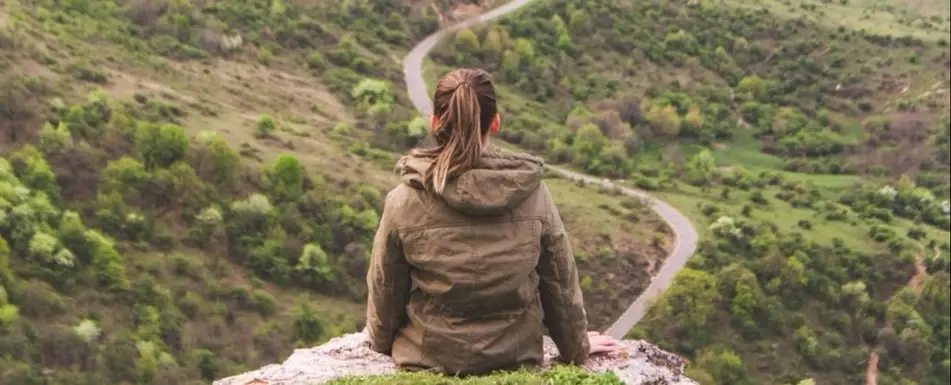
[365,150,590,375]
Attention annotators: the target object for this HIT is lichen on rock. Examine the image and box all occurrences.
[213,332,697,385]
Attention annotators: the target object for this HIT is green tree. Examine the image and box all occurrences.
[482,28,503,57]
[351,78,394,111]
[686,149,716,185]
[195,135,241,190]
[736,75,768,102]
[453,28,480,53]
[771,107,808,136]
[501,49,521,76]
[696,348,750,385]
[296,243,333,285]
[10,145,60,200]
[136,123,188,170]
[551,14,572,51]
[84,229,129,290]
[271,154,304,202]
[650,268,720,349]
[643,101,681,137]
[292,301,324,344]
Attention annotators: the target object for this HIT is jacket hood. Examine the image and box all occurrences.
[397,149,544,216]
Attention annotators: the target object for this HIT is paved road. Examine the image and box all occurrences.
[401,0,699,339]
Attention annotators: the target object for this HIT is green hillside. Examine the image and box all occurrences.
[431,0,950,384]
[0,1,671,384]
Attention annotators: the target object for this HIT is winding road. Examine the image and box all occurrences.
[402,0,700,339]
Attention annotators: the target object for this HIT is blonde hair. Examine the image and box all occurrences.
[410,68,497,195]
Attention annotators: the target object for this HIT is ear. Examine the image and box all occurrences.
[430,115,439,131]
[488,113,501,135]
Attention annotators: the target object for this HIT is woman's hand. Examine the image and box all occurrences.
[587,331,618,355]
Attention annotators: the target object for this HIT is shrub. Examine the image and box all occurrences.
[136,123,188,170]
[701,204,721,217]
[255,114,278,138]
[271,155,304,202]
[249,290,277,316]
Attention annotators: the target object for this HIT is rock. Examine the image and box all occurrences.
[213,332,697,385]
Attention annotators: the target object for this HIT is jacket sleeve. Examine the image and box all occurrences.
[536,182,590,364]
[365,191,412,355]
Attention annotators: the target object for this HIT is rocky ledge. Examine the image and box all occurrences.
[213,332,697,385]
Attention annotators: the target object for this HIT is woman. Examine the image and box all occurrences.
[365,68,617,375]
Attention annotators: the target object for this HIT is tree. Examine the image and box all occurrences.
[351,78,394,111]
[136,123,188,170]
[652,268,721,349]
[683,105,705,136]
[695,348,750,385]
[686,149,716,185]
[10,145,60,200]
[736,75,768,102]
[296,243,332,286]
[643,101,681,137]
[551,14,572,51]
[501,49,521,76]
[195,135,241,189]
[664,30,700,56]
[453,28,479,53]
[771,107,808,136]
[292,301,324,344]
[481,28,503,57]
[779,256,808,293]
[271,154,303,202]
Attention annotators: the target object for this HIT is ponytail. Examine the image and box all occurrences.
[410,69,498,196]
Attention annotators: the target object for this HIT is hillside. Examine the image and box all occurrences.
[0,1,673,384]
[430,0,951,384]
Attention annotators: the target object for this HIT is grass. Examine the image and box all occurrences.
[656,181,950,254]
[325,366,624,385]
[541,176,672,327]
[724,0,951,40]
[659,185,871,250]
[546,178,668,248]
[711,138,864,190]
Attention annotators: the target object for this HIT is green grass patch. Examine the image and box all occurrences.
[325,366,624,385]
[656,182,950,254]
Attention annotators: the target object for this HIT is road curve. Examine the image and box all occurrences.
[401,0,699,339]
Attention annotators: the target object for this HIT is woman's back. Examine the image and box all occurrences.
[364,68,594,376]
[366,150,590,375]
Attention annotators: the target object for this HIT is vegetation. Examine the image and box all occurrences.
[3,0,950,383]
[431,0,951,384]
[326,366,625,385]
[0,1,671,384]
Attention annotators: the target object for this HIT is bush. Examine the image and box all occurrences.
[255,115,278,138]
[249,290,277,316]
[701,204,721,217]
[136,123,189,170]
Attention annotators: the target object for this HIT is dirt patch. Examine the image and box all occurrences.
[866,350,879,385]
[174,59,351,123]
[451,1,492,20]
